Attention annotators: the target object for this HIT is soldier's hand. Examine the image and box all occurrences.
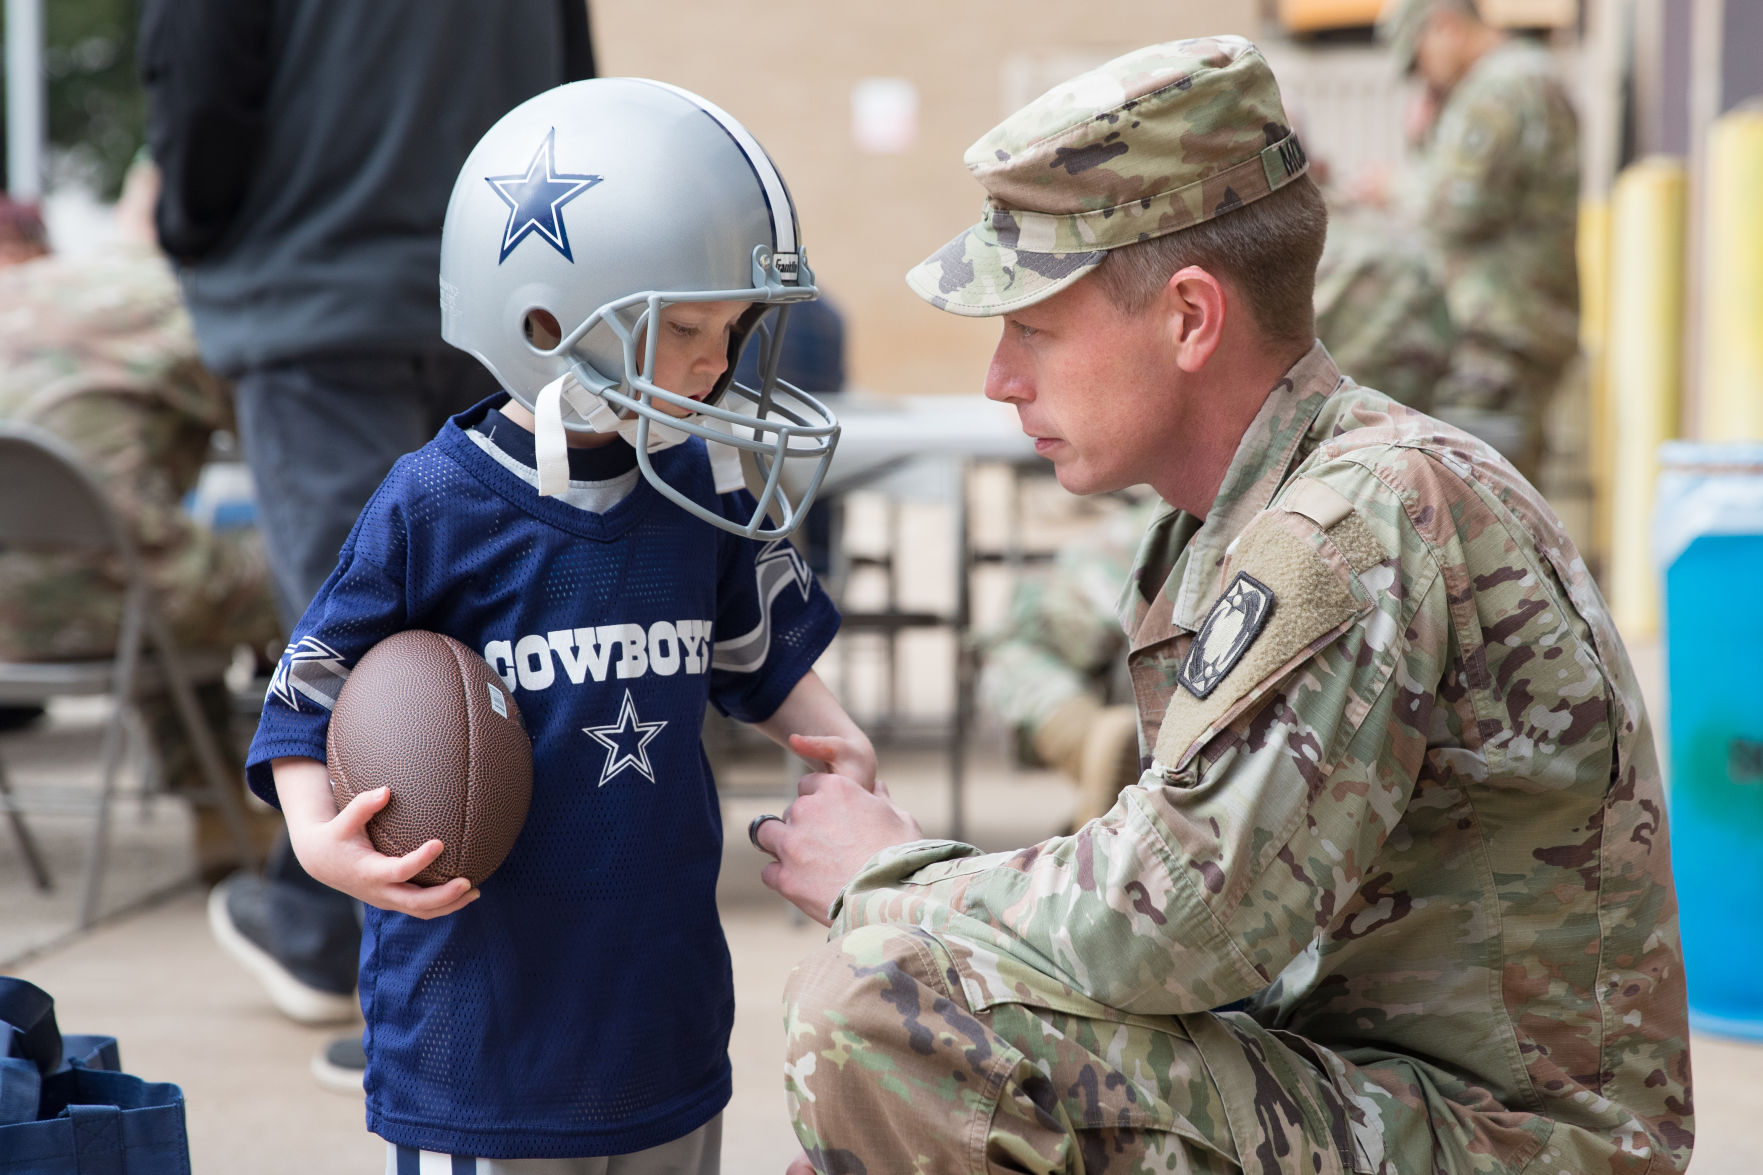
[754,773,921,926]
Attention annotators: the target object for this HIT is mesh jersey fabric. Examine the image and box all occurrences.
[246,396,840,1157]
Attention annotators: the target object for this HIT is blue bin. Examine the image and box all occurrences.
[1654,441,1763,1040]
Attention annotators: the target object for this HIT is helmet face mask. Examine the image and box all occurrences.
[441,79,839,539]
[573,290,839,537]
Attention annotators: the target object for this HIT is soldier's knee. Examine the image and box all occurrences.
[782,924,953,1062]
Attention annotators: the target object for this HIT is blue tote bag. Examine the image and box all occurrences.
[0,978,190,1175]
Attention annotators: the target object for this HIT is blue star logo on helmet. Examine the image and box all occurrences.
[485,128,602,264]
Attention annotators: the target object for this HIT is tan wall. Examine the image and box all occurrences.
[593,2,1260,398]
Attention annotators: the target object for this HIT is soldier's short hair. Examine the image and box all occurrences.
[1091,175,1329,348]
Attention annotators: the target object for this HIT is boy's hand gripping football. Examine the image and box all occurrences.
[274,756,480,920]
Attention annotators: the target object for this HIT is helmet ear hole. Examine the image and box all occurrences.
[522,308,563,352]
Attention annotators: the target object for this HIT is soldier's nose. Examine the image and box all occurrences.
[984,352,1030,404]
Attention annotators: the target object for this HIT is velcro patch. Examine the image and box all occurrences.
[1154,510,1364,773]
[1179,572,1275,699]
[1281,477,1354,530]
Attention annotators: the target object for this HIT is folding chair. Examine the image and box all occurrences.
[0,422,259,927]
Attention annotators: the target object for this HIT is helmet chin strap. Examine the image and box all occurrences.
[532,370,691,498]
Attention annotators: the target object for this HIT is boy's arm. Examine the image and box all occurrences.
[274,756,479,920]
[750,669,877,791]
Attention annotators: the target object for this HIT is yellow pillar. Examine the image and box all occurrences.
[1606,158,1686,640]
[1578,198,1613,572]
[1700,105,1763,442]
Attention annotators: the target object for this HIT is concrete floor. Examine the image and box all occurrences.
[8,887,833,1174]
[3,653,1761,1172]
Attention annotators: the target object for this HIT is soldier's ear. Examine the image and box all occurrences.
[1161,265,1226,374]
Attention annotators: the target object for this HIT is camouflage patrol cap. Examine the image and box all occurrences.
[906,37,1308,318]
[1377,0,1478,72]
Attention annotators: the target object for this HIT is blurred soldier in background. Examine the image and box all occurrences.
[0,166,280,869]
[1379,0,1580,479]
[1313,204,1452,413]
[980,207,1450,824]
[977,493,1152,825]
[0,200,48,268]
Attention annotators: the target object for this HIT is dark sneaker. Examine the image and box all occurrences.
[311,1032,366,1096]
[207,874,358,1025]
[0,704,45,732]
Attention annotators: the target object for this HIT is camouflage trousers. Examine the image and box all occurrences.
[977,639,1094,741]
[783,924,1369,1175]
[0,536,277,665]
[0,536,279,792]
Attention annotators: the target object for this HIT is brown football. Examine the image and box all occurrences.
[326,630,532,887]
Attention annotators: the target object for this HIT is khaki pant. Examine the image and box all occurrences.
[783,924,1367,1175]
[0,532,278,793]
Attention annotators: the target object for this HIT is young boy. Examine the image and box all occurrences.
[245,80,865,1171]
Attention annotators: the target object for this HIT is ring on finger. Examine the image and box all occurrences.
[748,812,785,852]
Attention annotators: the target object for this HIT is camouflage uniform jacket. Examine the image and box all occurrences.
[0,246,260,660]
[1405,38,1581,390]
[0,244,231,536]
[1315,202,1453,413]
[832,343,1691,1173]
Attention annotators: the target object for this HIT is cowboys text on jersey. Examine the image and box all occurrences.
[484,619,714,694]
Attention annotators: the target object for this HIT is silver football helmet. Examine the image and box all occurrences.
[440,78,839,539]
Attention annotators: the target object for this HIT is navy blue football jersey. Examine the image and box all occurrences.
[247,398,839,1158]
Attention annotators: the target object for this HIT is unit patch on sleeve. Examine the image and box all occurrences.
[1152,503,1370,774]
[1179,572,1275,699]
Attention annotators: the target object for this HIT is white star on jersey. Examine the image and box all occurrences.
[267,635,349,713]
[583,689,667,786]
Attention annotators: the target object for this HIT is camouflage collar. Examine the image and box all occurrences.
[1128,341,1343,640]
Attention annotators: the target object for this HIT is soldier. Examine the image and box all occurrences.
[1380,0,1580,479]
[1312,203,1452,413]
[980,207,1449,826]
[755,38,1690,1175]
[0,166,280,865]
